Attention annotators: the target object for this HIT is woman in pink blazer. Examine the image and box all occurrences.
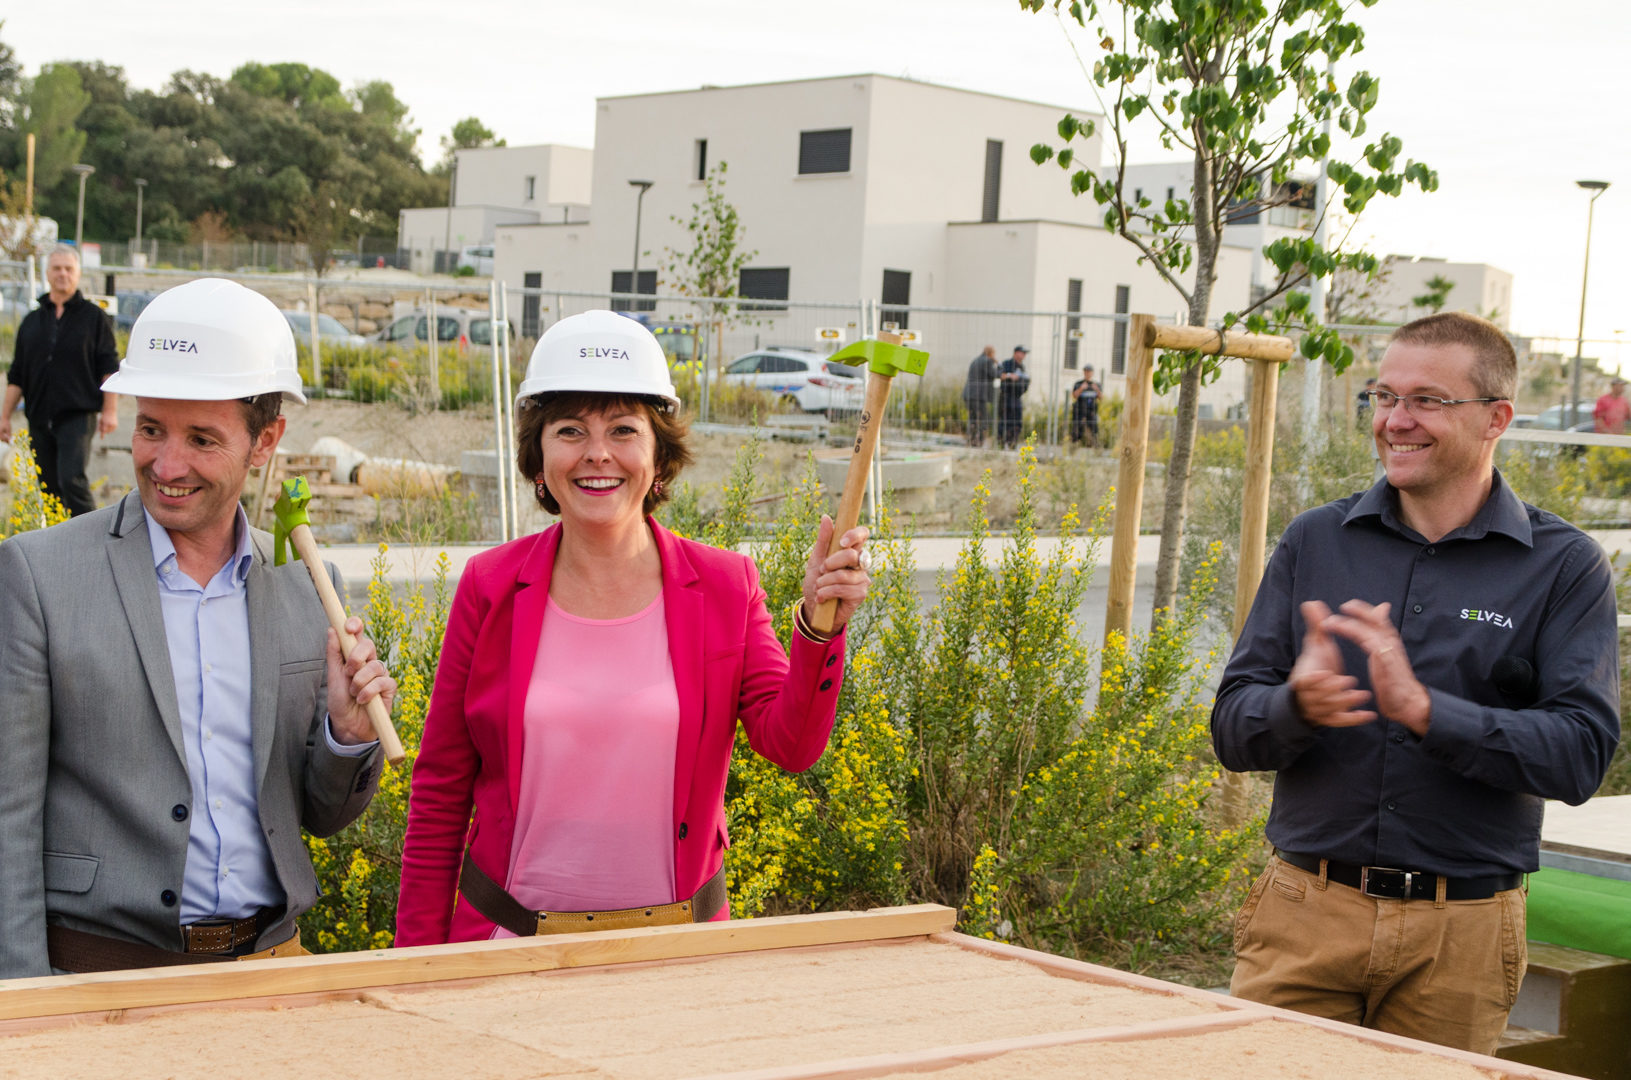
[395,312,870,945]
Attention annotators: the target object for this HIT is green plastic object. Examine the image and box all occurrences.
[1527,867,1631,961]
[271,476,313,567]
[828,338,929,377]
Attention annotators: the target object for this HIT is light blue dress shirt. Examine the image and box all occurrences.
[146,506,370,922]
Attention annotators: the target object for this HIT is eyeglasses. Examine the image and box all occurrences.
[1363,389,1507,414]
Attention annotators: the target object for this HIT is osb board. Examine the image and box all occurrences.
[0,936,1222,1080]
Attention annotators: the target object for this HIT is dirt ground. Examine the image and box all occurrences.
[1,397,1144,538]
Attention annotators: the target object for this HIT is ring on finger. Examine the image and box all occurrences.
[857,549,872,573]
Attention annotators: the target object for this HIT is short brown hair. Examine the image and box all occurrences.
[238,392,283,443]
[515,392,692,516]
[1389,312,1516,401]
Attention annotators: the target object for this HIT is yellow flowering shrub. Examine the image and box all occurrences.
[1,431,70,537]
[298,545,449,951]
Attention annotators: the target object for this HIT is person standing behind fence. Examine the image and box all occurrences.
[1070,365,1102,447]
[996,345,1030,449]
[962,346,1000,447]
[0,245,120,516]
[1593,377,1629,435]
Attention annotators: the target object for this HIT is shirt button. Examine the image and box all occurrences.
[160,889,177,907]
[1412,604,1423,613]
[1426,546,1436,555]
[204,663,213,674]
[1392,732,1406,743]
[820,679,834,691]
[1386,801,1397,811]
[825,655,837,668]
[678,823,688,840]
[171,804,189,822]
[215,799,224,810]
[205,730,213,740]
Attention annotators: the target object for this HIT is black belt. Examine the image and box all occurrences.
[459,852,727,937]
[1276,850,1521,901]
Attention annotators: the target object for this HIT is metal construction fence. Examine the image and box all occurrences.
[2,259,1624,444]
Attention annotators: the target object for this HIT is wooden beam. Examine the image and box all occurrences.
[1232,357,1281,642]
[1104,313,1155,642]
[1146,323,1295,363]
[0,905,956,1023]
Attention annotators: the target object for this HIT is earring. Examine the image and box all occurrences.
[652,479,664,498]
[534,475,549,502]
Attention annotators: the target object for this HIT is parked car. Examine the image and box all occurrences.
[1526,404,1596,432]
[719,348,864,413]
[375,309,514,348]
[456,245,494,276]
[114,290,160,332]
[282,310,369,348]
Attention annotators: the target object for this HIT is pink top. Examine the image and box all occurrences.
[498,591,679,935]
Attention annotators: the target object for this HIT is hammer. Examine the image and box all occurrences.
[273,477,406,765]
[809,331,930,634]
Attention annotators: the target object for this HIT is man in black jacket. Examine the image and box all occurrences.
[1,245,120,515]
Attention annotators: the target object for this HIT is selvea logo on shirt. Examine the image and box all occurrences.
[149,338,200,353]
[578,345,630,360]
[1460,607,1515,629]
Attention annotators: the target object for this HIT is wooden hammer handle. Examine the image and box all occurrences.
[809,332,902,634]
[288,524,407,765]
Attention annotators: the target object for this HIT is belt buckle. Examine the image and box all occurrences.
[1359,865,1412,899]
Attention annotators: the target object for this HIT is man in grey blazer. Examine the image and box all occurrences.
[0,279,395,978]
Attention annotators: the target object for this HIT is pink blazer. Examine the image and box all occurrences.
[394,519,846,945]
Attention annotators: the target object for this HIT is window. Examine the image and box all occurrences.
[1064,279,1083,369]
[1165,186,1175,203]
[524,176,536,202]
[762,355,803,374]
[982,139,1002,223]
[610,270,656,312]
[416,315,462,343]
[740,267,790,311]
[881,269,911,331]
[1110,285,1131,375]
[694,139,708,181]
[726,355,763,375]
[1134,187,1143,204]
[522,272,541,338]
[798,128,851,174]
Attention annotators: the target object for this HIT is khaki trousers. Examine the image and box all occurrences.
[1230,856,1527,1056]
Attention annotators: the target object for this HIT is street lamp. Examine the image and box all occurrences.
[133,178,147,246]
[71,163,95,250]
[1570,180,1610,427]
[628,179,654,311]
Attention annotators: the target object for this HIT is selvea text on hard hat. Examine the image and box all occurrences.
[515,310,679,412]
[104,278,307,404]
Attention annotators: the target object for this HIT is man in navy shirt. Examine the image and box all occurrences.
[1212,311,1619,1055]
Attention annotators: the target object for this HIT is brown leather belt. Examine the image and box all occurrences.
[46,920,302,973]
[458,852,726,937]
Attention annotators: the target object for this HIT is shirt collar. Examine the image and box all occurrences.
[1343,468,1532,548]
[145,502,256,586]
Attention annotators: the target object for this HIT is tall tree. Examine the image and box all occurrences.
[437,116,504,174]
[1022,0,1436,625]
[4,63,90,212]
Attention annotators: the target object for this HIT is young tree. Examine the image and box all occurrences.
[437,116,505,174]
[1022,0,1436,624]
[660,161,757,378]
[1411,272,1455,315]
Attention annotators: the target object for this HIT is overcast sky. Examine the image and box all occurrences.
[8,0,1627,367]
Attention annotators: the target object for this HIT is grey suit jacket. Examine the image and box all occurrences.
[0,492,382,978]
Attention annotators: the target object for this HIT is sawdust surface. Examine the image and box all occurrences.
[867,1018,1505,1080]
[0,939,1216,1079]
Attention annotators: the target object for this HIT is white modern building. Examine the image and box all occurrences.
[397,144,592,274]
[1364,255,1514,329]
[491,75,1264,409]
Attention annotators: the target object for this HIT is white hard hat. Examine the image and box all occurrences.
[516,310,679,412]
[104,278,307,404]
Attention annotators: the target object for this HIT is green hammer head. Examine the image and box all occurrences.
[272,476,313,567]
[828,337,930,378]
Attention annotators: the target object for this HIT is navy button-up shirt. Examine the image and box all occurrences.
[1212,471,1620,877]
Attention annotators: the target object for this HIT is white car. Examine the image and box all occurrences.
[282,311,369,348]
[720,349,864,413]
